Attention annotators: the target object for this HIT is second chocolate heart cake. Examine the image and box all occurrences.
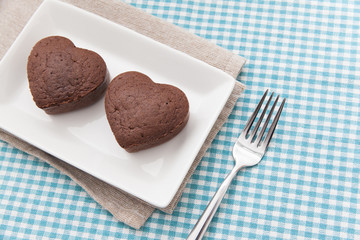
[27,36,109,114]
[105,71,190,152]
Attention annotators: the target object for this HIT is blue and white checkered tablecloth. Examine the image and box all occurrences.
[1,0,359,239]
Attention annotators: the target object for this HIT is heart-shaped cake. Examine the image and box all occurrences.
[105,71,189,152]
[27,36,109,114]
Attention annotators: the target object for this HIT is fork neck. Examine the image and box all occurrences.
[234,163,246,172]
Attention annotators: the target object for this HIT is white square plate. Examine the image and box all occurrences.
[0,0,235,208]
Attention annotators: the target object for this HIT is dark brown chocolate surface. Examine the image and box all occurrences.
[105,71,189,152]
[27,36,109,114]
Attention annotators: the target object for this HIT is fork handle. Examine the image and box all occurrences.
[187,164,244,240]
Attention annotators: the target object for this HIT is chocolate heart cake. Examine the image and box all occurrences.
[105,71,189,152]
[27,36,109,114]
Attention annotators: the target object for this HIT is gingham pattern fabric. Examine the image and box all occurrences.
[1,0,359,239]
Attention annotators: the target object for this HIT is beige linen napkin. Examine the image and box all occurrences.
[0,0,246,229]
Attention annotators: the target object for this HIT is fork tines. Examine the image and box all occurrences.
[242,89,286,151]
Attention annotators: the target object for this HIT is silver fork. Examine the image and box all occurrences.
[187,90,286,240]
